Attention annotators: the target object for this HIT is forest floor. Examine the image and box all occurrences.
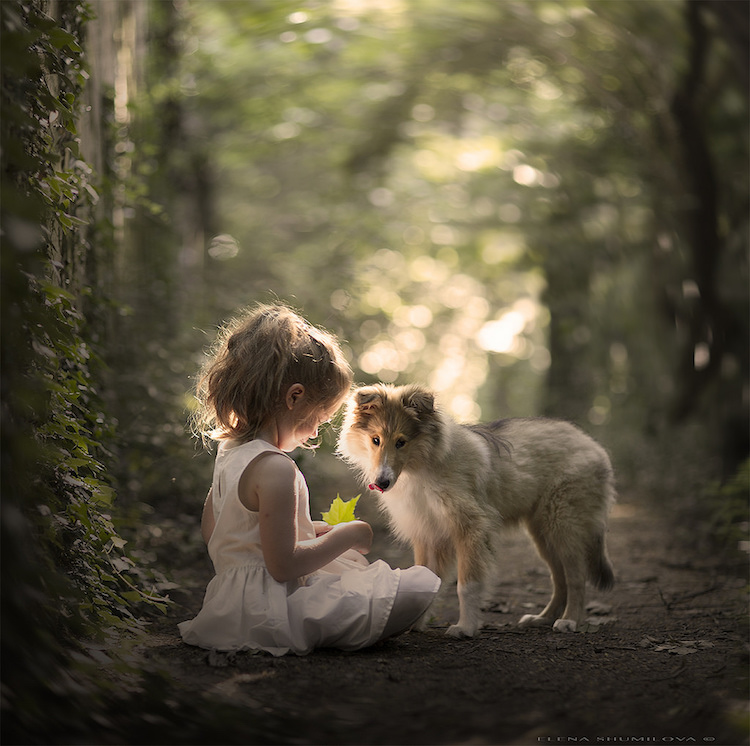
[103,456,748,746]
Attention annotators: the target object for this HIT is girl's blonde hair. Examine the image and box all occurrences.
[193,303,353,443]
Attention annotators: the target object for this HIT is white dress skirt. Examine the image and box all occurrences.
[179,439,440,656]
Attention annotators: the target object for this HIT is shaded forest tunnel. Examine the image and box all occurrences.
[1,1,748,743]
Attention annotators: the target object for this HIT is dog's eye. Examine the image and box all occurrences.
[372,436,380,447]
[395,439,406,449]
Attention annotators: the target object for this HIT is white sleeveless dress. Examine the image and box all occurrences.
[179,439,440,656]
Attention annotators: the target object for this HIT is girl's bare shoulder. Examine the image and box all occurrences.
[239,450,298,510]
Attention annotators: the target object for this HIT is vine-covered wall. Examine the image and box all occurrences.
[1,1,163,738]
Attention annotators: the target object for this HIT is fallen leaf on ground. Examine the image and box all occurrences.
[653,640,716,655]
[578,615,618,633]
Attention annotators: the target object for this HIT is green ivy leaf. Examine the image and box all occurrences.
[59,212,88,229]
[321,494,360,526]
[48,27,81,52]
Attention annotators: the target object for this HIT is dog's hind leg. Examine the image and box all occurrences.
[525,521,587,632]
[551,529,613,633]
[552,552,587,632]
[519,527,568,629]
[552,521,614,632]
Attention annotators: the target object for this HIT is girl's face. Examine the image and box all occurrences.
[275,387,342,452]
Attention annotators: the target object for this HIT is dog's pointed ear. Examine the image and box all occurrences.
[403,387,435,416]
[354,387,382,413]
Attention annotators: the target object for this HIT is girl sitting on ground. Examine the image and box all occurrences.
[179,303,440,656]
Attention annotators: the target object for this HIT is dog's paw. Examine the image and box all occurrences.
[446,623,478,639]
[518,614,554,628]
[552,618,578,633]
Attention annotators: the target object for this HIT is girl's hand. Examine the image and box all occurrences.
[313,521,333,537]
[332,520,373,555]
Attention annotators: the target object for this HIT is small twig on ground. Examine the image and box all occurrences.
[657,580,722,611]
[706,663,728,678]
[657,586,671,610]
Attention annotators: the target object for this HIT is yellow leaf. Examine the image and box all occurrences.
[321,494,360,525]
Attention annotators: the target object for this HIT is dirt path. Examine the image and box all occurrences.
[120,478,749,746]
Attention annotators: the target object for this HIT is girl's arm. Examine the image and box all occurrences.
[244,454,372,583]
[201,487,215,545]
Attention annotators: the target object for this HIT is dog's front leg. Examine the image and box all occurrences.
[412,540,430,570]
[409,539,443,632]
[447,535,486,639]
[407,539,427,630]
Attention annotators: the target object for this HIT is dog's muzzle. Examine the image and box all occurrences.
[369,468,395,493]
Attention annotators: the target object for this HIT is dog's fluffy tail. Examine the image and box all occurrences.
[587,533,615,591]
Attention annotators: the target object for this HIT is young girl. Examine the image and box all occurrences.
[179,303,440,656]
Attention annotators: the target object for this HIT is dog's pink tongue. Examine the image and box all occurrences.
[368,483,384,493]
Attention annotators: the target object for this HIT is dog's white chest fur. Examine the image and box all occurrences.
[377,473,452,546]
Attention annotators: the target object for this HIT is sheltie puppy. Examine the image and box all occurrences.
[337,383,615,638]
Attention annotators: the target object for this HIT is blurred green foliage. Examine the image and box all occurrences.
[118,0,747,477]
[699,459,750,560]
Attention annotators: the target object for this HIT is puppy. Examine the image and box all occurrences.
[337,383,615,637]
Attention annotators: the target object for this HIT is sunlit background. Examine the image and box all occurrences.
[87,0,747,508]
[74,0,748,532]
[6,0,748,542]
